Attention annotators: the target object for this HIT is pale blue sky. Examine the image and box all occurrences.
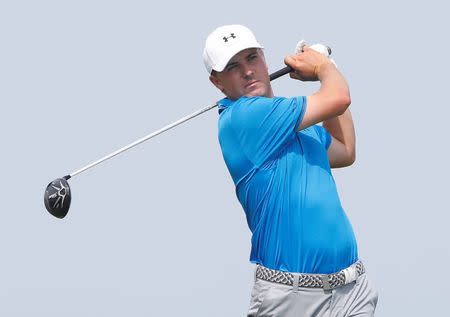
[1,1,449,316]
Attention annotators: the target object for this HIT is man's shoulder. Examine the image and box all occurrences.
[218,96,269,109]
[219,95,305,129]
[220,96,299,115]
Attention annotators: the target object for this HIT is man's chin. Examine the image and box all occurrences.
[245,89,267,98]
[244,86,265,98]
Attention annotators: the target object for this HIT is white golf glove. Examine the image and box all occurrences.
[295,40,337,68]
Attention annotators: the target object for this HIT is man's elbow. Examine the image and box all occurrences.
[347,152,356,166]
[336,91,351,115]
[329,148,356,168]
[346,148,356,166]
[334,155,355,168]
[339,147,356,167]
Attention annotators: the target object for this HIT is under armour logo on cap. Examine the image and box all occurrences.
[223,33,236,42]
[203,25,263,74]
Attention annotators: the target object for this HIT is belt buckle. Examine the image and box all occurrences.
[321,275,332,290]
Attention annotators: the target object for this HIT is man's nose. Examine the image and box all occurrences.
[242,64,254,78]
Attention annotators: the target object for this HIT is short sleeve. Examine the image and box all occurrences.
[230,96,306,165]
[313,125,332,150]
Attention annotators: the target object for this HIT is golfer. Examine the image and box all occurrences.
[203,25,378,316]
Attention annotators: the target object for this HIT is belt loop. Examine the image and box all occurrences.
[292,273,300,293]
[343,262,359,284]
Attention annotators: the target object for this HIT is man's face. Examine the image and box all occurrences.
[209,48,273,100]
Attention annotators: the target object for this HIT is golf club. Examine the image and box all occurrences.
[43,67,292,218]
[43,62,312,218]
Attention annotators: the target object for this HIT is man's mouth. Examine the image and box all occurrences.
[245,80,259,89]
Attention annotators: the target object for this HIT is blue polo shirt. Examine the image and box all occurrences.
[217,96,358,274]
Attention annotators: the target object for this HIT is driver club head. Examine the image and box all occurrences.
[44,177,71,219]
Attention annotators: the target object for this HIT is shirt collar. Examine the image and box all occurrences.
[217,96,250,114]
[217,98,232,114]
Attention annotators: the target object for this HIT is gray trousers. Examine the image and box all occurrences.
[247,271,378,317]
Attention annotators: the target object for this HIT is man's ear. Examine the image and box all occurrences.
[209,74,224,92]
[260,49,269,72]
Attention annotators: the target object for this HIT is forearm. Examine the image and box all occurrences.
[323,109,356,161]
[298,63,351,130]
[284,47,352,130]
[315,63,351,109]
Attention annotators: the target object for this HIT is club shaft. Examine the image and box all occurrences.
[69,103,217,178]
[269,66,293,81]
[69,66,291,178]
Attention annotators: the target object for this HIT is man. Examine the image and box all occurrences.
[203,25,378,316]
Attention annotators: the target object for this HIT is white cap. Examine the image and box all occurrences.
[203,24,263,74]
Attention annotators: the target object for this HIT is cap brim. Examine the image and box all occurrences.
[212,43,263,73]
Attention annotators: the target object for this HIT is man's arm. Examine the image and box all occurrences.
[323,109,356,168]
[284,47,351,131]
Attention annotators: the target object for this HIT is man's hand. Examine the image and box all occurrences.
[284,46,335,82]
[285,45,351,131]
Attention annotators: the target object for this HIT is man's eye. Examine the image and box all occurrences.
[227,64,237,71]
[249,54,257,60]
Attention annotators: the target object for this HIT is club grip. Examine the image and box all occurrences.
[269,66,293,81]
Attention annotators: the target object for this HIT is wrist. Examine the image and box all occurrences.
[315,61,336,80]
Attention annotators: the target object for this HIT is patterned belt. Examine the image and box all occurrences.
[255,261,365,290]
